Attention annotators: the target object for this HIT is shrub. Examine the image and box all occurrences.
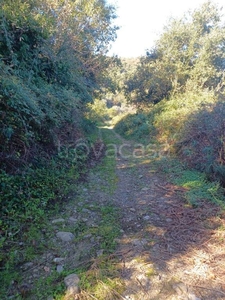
[153,89,216,145]
[85,99,110,125]
[176,101,225,185]
[114,113,156,143]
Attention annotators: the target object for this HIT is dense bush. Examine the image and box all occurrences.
[176,101,225,185]
[114,88,225,187]
[153,89,216,145]
[114,113,156,143]
[124,2,225,107]
[0,0,118,278]
[86,99,110,125]
[0,0,117,172]
[0,141,92,264]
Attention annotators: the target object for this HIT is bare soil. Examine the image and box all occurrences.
[111,129,225,300]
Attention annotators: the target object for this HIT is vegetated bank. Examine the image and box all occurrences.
[115,1,225,194]
[0,0,119,294]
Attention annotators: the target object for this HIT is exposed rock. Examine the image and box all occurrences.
[21,262,33,270]
[64,274,80,296]
[68,217,77,223]
[96,249,104,256]
[53,257,64,264]
[56,265,64,273]
[56,232,74,242]
[52,218,65,224]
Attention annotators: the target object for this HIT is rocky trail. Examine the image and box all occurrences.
[10,128,225,299]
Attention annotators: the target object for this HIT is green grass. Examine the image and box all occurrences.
[92,128,120,194]
[114,113,156,145]
[158,158,225,208]
[66,128,123,299]
[27,127,123,300]
[77,257,124,300]
[0,126,102,299]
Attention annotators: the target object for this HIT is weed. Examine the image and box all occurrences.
[157,157,225,207]
[114,113,156,144]
[146,267,156,277]
[33,271,65,300]
[78,256,124,300]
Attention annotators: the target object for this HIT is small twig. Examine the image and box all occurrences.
[110,288,127,299]
[114,248,133,257]
[154,183,188,192]
[192,285,225,296]
[80,291,98,300]
[97,280,127,300]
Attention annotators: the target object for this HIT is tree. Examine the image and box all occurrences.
[0,0,118,169]
[125,1,225,107]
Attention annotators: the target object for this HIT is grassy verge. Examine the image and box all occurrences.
[155,157,225,208]
[6,127,123,300]
[74,128,124,299]
[0,161,83,299]
[0,128,101,298]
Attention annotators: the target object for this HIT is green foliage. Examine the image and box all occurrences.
[0,0,118,248]
[159,158,225,208]
[0,1,119,298]
[125,1,225,107]
[86,99,110,125]
[120,1,225,190]
[33,270,65,300]
[0,146,87,239]
[0,144,90,298]
[99,205,120,251]
[176,100,225,185]
[125,53,172,107]
[0,0,118,169]
[114,113,156,143]
[153,89,216,144]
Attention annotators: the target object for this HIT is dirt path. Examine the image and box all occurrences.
[13,128,225,299]
[109,129,225,300]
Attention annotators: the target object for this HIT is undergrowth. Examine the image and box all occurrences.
[157,158,225,208]
[114,112,156,144]
[114,89,225,188]
[7,127,123,300]
[0,127,99,299]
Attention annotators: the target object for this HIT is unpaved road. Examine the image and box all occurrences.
[15,128,225,299]
[111,129,225,300]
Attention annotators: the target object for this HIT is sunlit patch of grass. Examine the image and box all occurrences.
[173,170,225,207]
[158,158,225,208]
[77,255,125,300]
[92,128,120,195]
[146,267,156,278]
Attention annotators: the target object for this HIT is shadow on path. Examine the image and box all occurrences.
[105,128,225,300]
